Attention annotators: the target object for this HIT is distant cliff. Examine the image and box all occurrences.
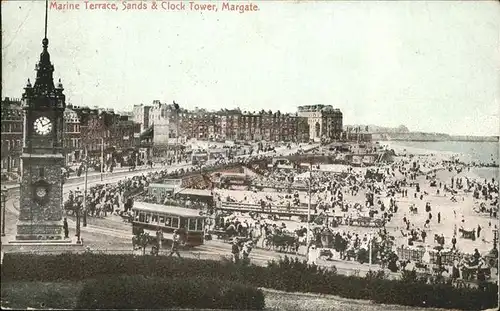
[372,132,498,142]
[346,124,498,142]
[448,135,499,142]
[345,124,410,134]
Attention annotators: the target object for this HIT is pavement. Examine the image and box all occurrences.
[2,164,191,191]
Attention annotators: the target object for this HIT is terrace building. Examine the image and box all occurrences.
[132,103,152,132]
[1,97,23,179]
[63,107,82,163]
[297,105,343,142]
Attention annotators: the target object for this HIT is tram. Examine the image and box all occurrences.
[191,151,208,166]
[131,201,206,247]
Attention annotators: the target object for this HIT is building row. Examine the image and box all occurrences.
[134,102,344,146]
[1,97,140,176]
[2,96,358,176]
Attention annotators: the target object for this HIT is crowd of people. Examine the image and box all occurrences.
[61,139,498,284]
[62,144,310,220]
[208,150,499,281]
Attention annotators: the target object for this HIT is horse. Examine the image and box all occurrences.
[264,233,299,253]
[458,228,476,240]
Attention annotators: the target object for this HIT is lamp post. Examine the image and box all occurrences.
[369,234,373,267]
[494,225,499,309]
[1,186,7,236]
[75,198,82,244]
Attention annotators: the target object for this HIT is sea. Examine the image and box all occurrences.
[387,140,499,164]
[383,140,499,180]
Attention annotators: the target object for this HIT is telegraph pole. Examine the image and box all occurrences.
[172,101,181,164]
[83,147,88,227]
[100,137,104,181]
[306,162,312,259]
[175,109,180,162]
[175,109,179,163]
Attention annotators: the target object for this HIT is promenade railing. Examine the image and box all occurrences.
[218,201,316,217]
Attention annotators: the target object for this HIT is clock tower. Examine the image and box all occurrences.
[15,9,67,241]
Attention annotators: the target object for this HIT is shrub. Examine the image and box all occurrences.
[365,269,387,281]
[76,275,265,310]
[2,253,497,310]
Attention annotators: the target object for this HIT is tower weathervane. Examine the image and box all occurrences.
[44,0,48,39]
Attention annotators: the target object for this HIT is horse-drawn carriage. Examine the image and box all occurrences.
[460,258,492,281]
[210,229,233,242]
[263,232,300,253]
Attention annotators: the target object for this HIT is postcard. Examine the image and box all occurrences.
[1,0,499,310]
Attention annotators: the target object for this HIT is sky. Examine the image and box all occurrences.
[2,0,499,136]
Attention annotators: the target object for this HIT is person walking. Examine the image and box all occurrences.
[477,225,481,238]
[231,238,240,264]
[63,218,69,239]
[168,230,181,258]
[437,212,441,224]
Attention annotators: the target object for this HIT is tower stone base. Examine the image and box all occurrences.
[3,237,84,257]
[15,220,65,241]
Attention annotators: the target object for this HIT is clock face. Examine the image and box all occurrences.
[36,186,47,198]
[34,117,52,135]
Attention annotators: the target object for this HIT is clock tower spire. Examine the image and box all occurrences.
[15,0,69,242]
[33,0,56,95]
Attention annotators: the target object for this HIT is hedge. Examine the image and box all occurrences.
[1,253,497,310]
[76,275,265,310]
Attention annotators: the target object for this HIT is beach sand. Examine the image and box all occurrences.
[217,150,499,257]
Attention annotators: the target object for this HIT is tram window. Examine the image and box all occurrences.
[139,213,145,222]
[152,214,158,223]
[159,216,165,224]
[196,219,203,231]
[145,214,151,223]
[188,218,196,231]
[134,210,139,217]
[172,217,179,228]
[165,217,172,226]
